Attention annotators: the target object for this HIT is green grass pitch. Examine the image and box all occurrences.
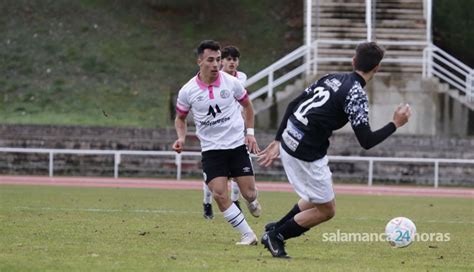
[1,185,472,271]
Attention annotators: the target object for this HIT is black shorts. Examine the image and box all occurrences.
[201,145,254,184]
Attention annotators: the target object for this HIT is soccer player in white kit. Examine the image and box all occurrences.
[202,45,248,219]
[173,40,261,245]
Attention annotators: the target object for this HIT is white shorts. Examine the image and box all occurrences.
[280,145,334,204]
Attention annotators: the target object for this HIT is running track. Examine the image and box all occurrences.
[0,175,473,199]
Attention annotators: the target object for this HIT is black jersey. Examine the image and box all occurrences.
[276,72,396,162]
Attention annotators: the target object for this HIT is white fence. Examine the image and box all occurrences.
[1,147,473,188]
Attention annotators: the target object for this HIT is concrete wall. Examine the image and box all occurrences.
[0,125,183,178]
[0,125,472,185]
[0,124,178,150]
[437,92,474,137]
[374,76,437,134]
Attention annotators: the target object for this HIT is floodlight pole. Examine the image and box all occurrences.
[425,0,432,44]
[365,0,372,41]
[305,0,312,77]
[423,0,433,78]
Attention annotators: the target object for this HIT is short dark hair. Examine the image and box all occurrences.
[196,40,221,56]
[222,46,241,59]
[354,42,385,72]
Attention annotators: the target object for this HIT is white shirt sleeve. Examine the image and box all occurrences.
[176,88,190,114]
[232,78,248,102]
[237,71,247,85]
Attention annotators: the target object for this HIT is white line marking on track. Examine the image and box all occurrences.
[14,206,473,224]
[14,206,201,214]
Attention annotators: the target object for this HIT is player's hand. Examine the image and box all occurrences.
[245,135,260,154]
[392,103,412,128]
[257,140,280,167]
[172,139,185,153]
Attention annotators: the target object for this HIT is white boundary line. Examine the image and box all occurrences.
[14,206,201,214]
[13,206,474,225]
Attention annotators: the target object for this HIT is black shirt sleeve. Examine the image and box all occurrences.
[352,122,397,149]
[344,82,397,149]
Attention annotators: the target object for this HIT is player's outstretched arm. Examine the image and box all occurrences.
[257,140,280,167]
[353,103,412,150]
[240,99,260,154]
[172,114,187,153]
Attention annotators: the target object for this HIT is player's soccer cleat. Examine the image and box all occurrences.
[246,199,261,217]
[265,221,277,232]
[236,232,258,245]
[233,200,242,211]
[203,203,214,219]
[261,232,290,258]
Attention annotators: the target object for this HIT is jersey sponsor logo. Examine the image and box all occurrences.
[324,78,342,92]
[282,130,299,152]
[287,120,304,140]
[220,89,230,99]
[207,104,222,118]
[199,116,231,127]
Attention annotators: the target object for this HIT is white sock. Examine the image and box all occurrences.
[230,180,240,202]
[203,183,212,204]
[223,203,253,235]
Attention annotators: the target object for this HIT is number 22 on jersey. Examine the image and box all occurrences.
[293,86,330,125]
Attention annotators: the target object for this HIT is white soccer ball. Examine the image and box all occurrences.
[385,217,416,248]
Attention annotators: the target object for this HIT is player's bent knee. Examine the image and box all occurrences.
[318,201,336,221]
[240,190,257,202]
[325,208,336,220]
[212,191,228,204]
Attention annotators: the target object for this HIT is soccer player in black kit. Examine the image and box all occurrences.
[258,42,412,258]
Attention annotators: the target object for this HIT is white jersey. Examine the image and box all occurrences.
[228,70,247,112]
[235,71,247,85]
[176,71,249,151]
[224,70,247,85]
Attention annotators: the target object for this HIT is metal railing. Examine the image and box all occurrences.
[245,44,308,100]
[245,39,428,103]
[246,39,473,110]
[247,0,473,109]
[1,147,473,188]
[423,44,474,108]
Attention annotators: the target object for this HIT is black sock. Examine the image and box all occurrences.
[276,204,301,228]
[275,218,309,240]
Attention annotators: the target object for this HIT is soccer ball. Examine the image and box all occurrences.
[385,217,416,248]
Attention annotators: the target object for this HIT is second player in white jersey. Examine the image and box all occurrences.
[232,70,247,85]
